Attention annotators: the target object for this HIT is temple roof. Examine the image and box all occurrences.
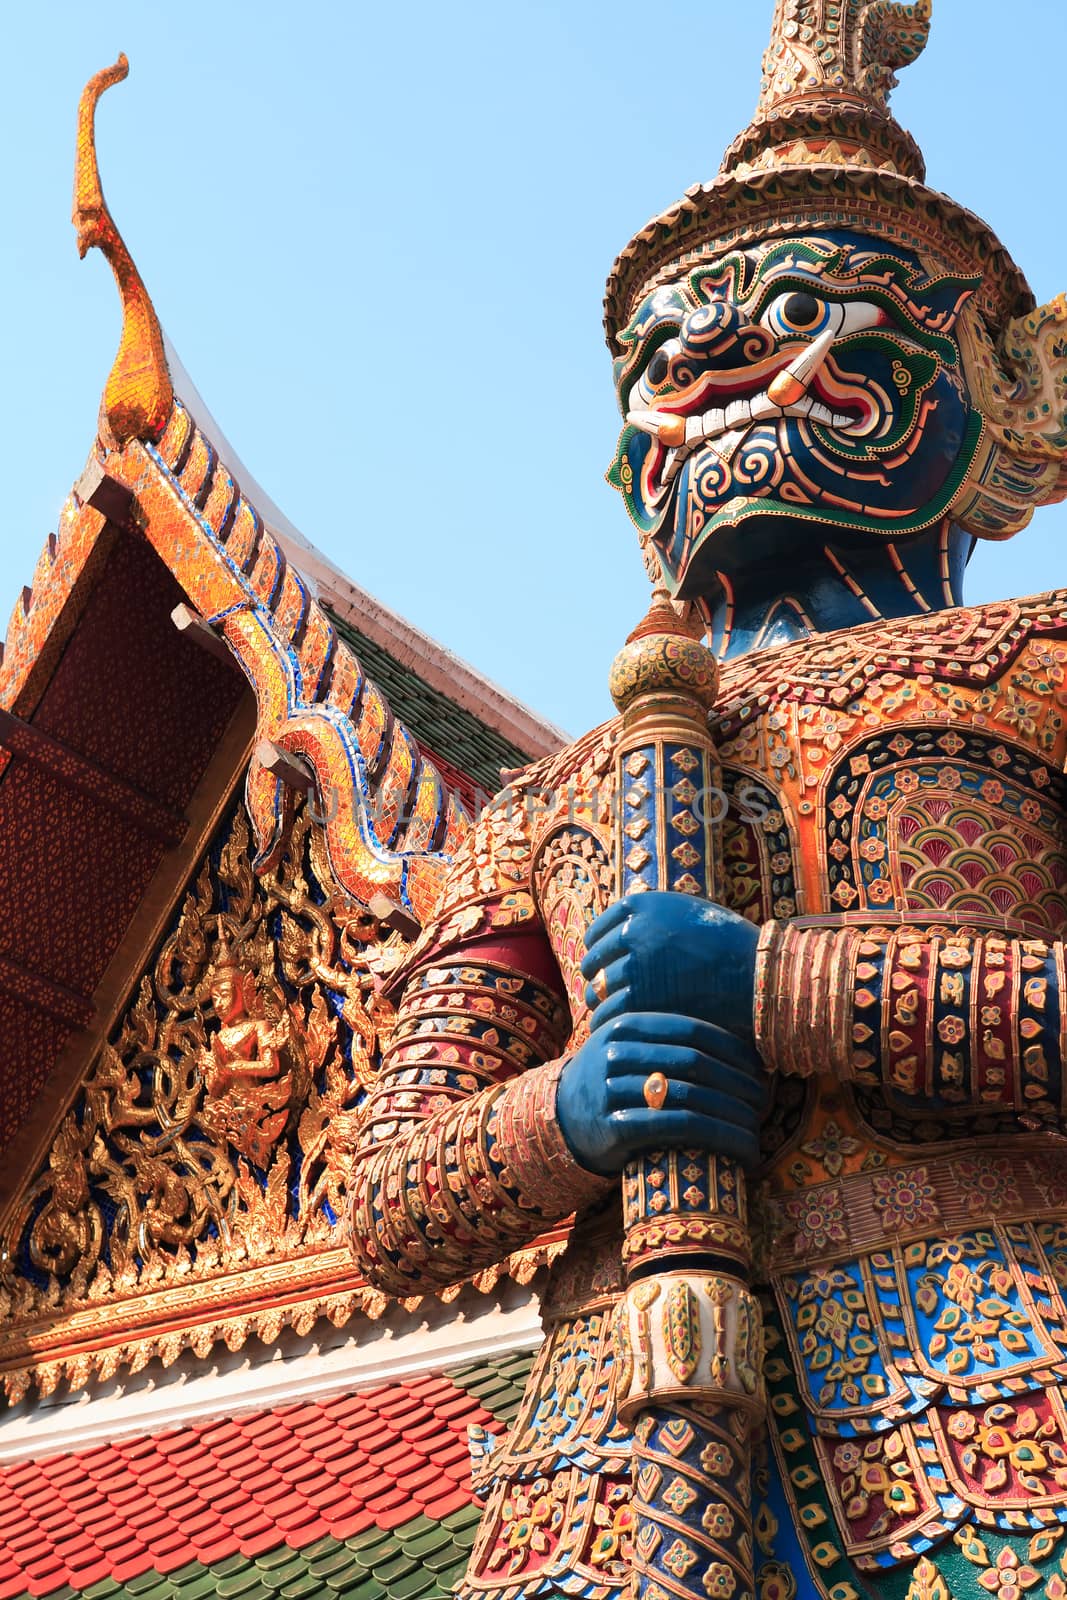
[0,350,560,1173]
[163,339,567,785]
[0,1346,535,1600]
[0,53,568,1402]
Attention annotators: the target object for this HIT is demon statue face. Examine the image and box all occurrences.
[601,0,1067,624]
[608,232,985,598]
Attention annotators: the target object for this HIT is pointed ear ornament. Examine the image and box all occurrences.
[953,297,1067,539]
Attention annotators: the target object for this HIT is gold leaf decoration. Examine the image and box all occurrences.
[664,1280,701,1385]
[904,1557,952,1600]
[2,801,406,1319]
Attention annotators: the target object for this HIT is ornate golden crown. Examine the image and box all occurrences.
[603,0,1032,347]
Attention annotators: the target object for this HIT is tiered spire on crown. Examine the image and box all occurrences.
[725,0,930,179]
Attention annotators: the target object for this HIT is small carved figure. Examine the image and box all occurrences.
[198,933,299,1169]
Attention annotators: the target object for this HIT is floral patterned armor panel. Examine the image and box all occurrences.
[347,5,1067,1600]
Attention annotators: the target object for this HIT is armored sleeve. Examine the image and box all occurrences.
[754,921,1066,1121]
[346,914,611,1296]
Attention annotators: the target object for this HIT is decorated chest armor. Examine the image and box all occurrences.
[346,4,1067,1599]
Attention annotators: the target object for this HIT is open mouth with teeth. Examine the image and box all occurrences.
[629,384,873,502]
[625,333,884,510]
[609,323,973,555]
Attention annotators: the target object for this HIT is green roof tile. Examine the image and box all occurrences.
[389,1569,437,1600]
[366,1554,418,1587]
[300,1536,342,1562]
[350,1537,394,1573]
[7,1459,490,1600]
[224,1584,273,1600]
[207,1557,250,1579]
[399,1526,453,1560]
[255,1548,306,1575]
[170,1574,219,1600]
[215,1571,267,1600]
[347,1525,394,1554]
[325,609,537,793]
[447,1502,488,1533]
[335,1578,385,1600]
[260,1559,309,1590]
[278,1575,327,1600]
[448,1347,536,1429]
[392,1514,438,1543]
[456,1372,507,1395]
[308,1548,359,1581]
[124,1579,174,1600]
[422,1546,469,1577]
[322,1567,368,1595]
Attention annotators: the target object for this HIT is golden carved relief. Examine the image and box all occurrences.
[0,800,415,1398]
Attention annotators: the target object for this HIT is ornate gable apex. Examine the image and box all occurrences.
[0,53,563,1155]
[0,57,567,1401]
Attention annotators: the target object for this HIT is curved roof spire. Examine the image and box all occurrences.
[72,55,173,445]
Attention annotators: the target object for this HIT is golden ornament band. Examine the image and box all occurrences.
[620,1213,752,1271]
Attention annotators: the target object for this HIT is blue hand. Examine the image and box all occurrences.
[580,891,759,1040]
[555,1012,765,1176]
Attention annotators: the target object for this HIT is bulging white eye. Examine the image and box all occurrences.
[761,291,833,337]
[838,299,891,335]
[760,291,889,340]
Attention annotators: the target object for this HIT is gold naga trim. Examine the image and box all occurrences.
[72,56,173,445]
[953,295,1067,535]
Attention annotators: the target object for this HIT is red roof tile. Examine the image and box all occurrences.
[313,1480,353,1512]
[396,1463,446,1494]
[274,1507,323,1539]
[319,1508,374,1543]
[236,1527,285,1560]
[314,1433,361,1466]
[0,1367,500,1599]
[3,1536,47,1560]
[186,1537,240,1568]
[363,1487,411,1517]
[62,1551,107,1579]
[4,1463,41,1490]
[421,1488,474,1521]
[377,1502,424,1533]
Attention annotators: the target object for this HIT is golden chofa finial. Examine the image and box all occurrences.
[72,56,173,446]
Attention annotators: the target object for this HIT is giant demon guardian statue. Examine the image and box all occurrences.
[346,4,1067,1599]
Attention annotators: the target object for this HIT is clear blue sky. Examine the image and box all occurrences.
[1,1,1064,738]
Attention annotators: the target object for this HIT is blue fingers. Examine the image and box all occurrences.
[582,898,632,953]
[608,1107,760,1168]
[605,1051,765,1111]
[598,1012,759,1071]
